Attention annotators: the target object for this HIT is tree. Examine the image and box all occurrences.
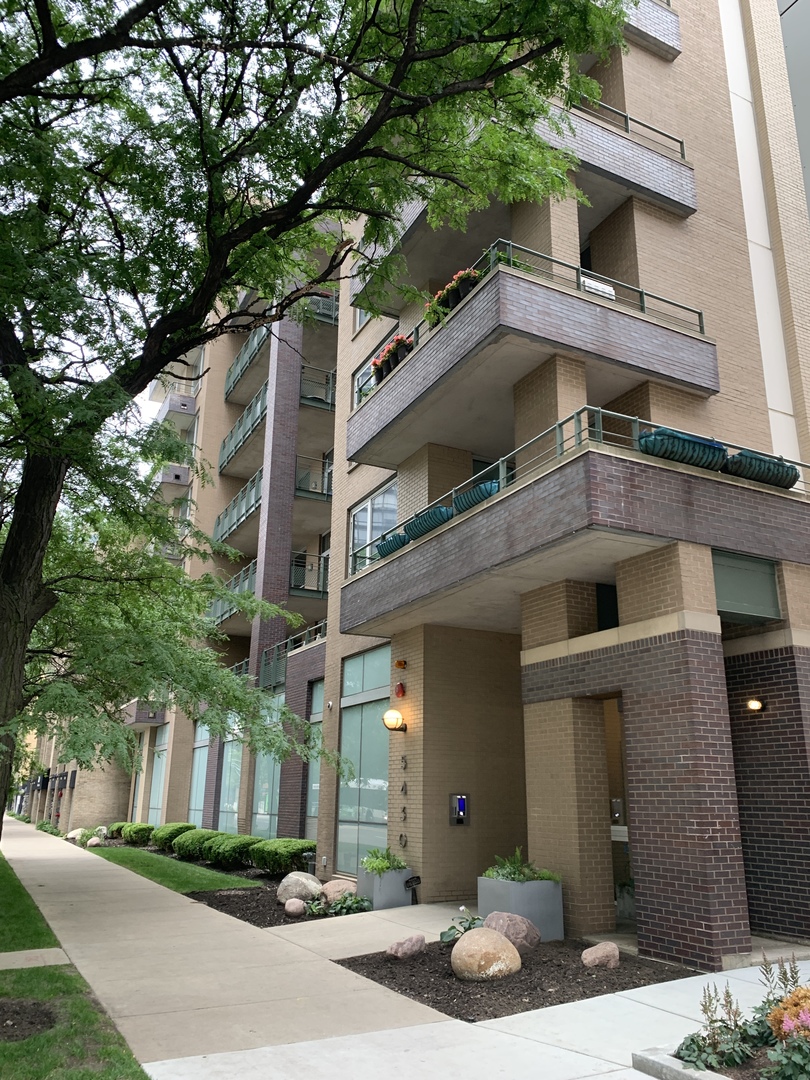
[0,0,628,827]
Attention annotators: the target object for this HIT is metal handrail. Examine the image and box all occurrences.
[349,406,809,573]
[225,325,271,400]
[307,294,340,323]
[219,382,268,471]
[289,552,329,593]
[213,468,263,542]
[570,99,686,159]
[295,456,333,496]
[230,659,250,677]
[300,365,336,408]
[351,239,706,407]
[208,559,258,623]
[259,619,328,689]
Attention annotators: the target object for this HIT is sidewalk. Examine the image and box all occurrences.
[3,817,809,1080]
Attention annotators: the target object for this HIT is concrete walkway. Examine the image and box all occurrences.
[4,817,810,1080]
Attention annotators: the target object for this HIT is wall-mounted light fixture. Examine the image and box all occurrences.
[746,698,765,712]
[383,708,407,733]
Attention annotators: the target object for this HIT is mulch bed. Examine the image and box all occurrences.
[722,1049,772,1080]
[0,999,56,1042]
[338,938,693,1023]
[186,880,320,928]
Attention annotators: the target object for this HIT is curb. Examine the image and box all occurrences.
[633,1047,733,1080]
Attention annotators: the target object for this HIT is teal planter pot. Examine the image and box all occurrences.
[453,480,500,514]
[375,533,410,559]
[403,505,454,541]
[639,427,727,471]
[722,449,800,489]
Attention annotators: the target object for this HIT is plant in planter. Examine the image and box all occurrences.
[371,355,386,384]
[448,267,480,300]
[477,847,563,940]
[356,846,412,910]
[389,334,414,364]
[424,289,449,328]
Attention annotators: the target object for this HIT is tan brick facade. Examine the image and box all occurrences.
[616,542,716,625]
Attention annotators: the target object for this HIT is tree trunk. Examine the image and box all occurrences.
[0,452,68,838]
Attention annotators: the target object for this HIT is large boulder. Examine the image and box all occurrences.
[451,928,521,982]
[277,871,323,904]
[284,898,307,918]
[321,879,356,904]
[582,942,620,970]
[65,828,84,840]
[482,912,541,955]
[386,934,426,961]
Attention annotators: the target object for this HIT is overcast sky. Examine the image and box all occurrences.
[779,0,810,215]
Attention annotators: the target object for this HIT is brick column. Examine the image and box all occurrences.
[201,736,223,830]
[397,443,474,522]
[511,195,580,264]
[513,356,587,465]
[521,580,598,648]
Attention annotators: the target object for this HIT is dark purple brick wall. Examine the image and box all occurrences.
[201,736,223,830]
[523,628,751,971]
[725,646,810,940]
[276,642,326,838]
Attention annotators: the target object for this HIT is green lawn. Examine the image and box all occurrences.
[0,966,149,1080]
[90,846,262,892]
[0,853,58,953]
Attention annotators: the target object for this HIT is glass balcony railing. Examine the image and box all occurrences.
[300,365,336,409]
[259,619,327,690]
[219,383,268,471]
[213,469,263,543]
[207,560,257,624]
[349,406,808,573]
[225,326,270,400]
[289,552,329,595]
[295,456,332,497]
[352,239,707,407]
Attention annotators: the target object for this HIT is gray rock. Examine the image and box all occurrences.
[386,934,426,960]
[284,898,307,918]
[581,941,620,970]
[65,828,84,840]
[483,911,541,954]
[321,879,356,904]
[86,836,102,848]
[451,927,521,982]
[277,871,323,904]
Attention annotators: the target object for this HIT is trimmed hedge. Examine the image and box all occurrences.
[107,821,128,838]
[152,822,196,852]
[172,828,225,860]
[121,822,155,846]
[249,839,316,875]
[201,833,264,870]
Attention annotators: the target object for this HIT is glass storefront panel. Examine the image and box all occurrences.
[218,739,242,834]
[251,752,280,838]
[147,725,169,826]
[188,721,210,827]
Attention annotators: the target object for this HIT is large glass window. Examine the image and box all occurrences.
[337,646,391,874]
[305,681,324,841]
[130,732,144,821]
[219,738,242,834]
[349,481,398,572]
[188,721,210,827]
[251,694,284,837]
[147,724,169,826]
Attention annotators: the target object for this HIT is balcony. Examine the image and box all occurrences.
[207,560,257,635]
[219,383,267,478]
[230,659,251,678]
[624,0,681,61]
[295,456,332,499]
[341,408,810,639]
[290,552,329,599]
[347,241,716,470]
[156,390,197,433]
[212,468,262,554]
[225,326,270,404]
[300,365,336,410]
[258,619,328,690]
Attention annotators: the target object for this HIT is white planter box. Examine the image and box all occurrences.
[477,877,564,941]
[356,867,412,910]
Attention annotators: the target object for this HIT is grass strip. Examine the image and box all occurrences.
[90,845,262,892]
[0,965,149,1080]
[0,852,59,953]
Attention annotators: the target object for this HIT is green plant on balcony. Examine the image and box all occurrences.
[424,268,481,327]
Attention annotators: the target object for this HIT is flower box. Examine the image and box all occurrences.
[453,479,499,514]
[356,867,412,910]
[403,505,453,540]
[721,449,800,489]
[638,427,727,471]
[376,533,410,559]
[476,877,564,941]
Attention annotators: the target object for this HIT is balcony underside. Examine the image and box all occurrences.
[624,0,681,61]
[340,448,810,639]
[220,420,266,479]
[285,593,328,625]
[347,268,718,469]
[292,494,331,549]
[221,512,260,559]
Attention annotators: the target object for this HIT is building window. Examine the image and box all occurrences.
[305,680,324,841]
[147,724,170,826]
[188,721,210,828]
[354,307,372,334]
[219,738,242,834]
[349,481,398,572]
[131,732,144,822]
[251,694,284,838]
[337,645,391,874]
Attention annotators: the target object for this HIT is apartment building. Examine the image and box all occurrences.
[27,0,810,974]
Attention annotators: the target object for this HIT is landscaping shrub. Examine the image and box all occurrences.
[172,828,225,860]
[249,838,316,874]
[36,821,62,836]
[152,822,196,852]
[121,822,155,846]
[107,821,128,838]
[76,828,97,848]
[201,833,264,869]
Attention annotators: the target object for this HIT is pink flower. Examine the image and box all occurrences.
[798,1009,810,1028]
[783,1016,797,1033]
